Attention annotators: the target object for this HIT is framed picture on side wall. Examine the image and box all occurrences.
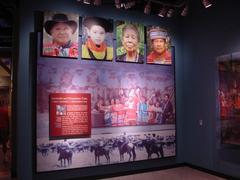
[218,54,240,146]
[42,11,79,58]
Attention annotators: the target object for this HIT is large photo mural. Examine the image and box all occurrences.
[36,59,176,172]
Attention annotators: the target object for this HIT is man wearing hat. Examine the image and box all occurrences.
[82,17,113,61]
[147,27,172,64]
[43,13,78,58]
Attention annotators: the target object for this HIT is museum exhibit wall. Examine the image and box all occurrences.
[182,0,240,178]
[17,0,184,179]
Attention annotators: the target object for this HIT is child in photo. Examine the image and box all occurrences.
[82,17,113,61]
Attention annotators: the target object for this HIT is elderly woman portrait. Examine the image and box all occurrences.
[42,12,79,58]
[147,26,172,64]
[116,21,144,63]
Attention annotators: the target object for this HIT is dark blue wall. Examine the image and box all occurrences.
[182,0,240,178]
[17,0,184,179]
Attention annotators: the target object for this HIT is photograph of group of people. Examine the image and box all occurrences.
[42,11,172,65]
[37,60,175,129]
[93,88,174,127]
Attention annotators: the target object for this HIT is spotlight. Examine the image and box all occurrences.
[144,1,151,15]
[181,5,188,16]
[124,0,136,9]
[166,8,174,18]
[124,3,130,9]
[129,1,136,8]
[202,0,212,8]
[83,0,91,4]
[93,0,101,6]
[115,0,121,9]
[158,6,168,17]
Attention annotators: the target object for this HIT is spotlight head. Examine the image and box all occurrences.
[115,0,122,8]
[93,0,101,6]
[144,1,151,14]
[202,0,212,8]
[181,5,188,16]
[166,8,174,18]
[158,6,168,17]
[124,0,136,9]
[83,0,91,4]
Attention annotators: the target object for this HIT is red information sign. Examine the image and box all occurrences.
[49,93,91,139]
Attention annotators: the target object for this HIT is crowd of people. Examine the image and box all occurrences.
[94,87,174,127]
[37,60,175,127]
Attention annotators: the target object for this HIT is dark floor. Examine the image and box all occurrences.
[101,166,226,180]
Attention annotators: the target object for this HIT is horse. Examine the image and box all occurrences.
[57,146,73,167]
[37,146,49,157]
[142,139,164,159]
[90,144,110,164]
[50,145,57,153]
[114,139,136,161]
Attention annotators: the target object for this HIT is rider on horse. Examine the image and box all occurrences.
[61,139,70,152]
[120,132,128,148]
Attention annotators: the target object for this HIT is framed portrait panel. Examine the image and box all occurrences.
[81,16,114,61]
[115,21,145,64]
[146,26,172,65]
[42,11,79,58]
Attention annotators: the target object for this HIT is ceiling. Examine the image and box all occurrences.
[93,0,188,15]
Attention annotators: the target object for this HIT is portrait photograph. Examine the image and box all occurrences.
[42,11,79,58]
[81,16,114,61]
[116,21,145,64]
[146,26,172,65]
